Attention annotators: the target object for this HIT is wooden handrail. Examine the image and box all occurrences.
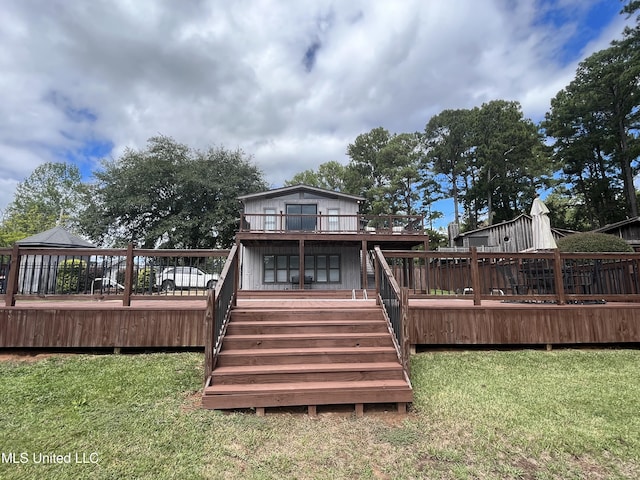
[204,244,239,382]
[373,246,410,375]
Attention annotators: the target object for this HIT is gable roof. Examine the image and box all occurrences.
[16,226,96,248]
[454,214,569,240]
[593,216,640,233]
[238,184,364,203]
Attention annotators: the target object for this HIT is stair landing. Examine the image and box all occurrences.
[202,295,412,415]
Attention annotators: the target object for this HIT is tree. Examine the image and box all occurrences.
[544,6,640,226]
[422,108,476,225]
[423,102,553,231]
[345,128,423,215]
[81,136,267,248]
[285,161,348,191]
[0,162,88,245]
[471,100,554,226]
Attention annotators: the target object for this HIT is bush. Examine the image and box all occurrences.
[556,232,633,253]
[136,267,155,292]
[56,258,88,293]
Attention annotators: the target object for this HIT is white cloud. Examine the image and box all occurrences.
[0,0,633,217]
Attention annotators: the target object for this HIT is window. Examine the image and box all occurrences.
[327,208,339,231]
[263,254,340,283]
[286,204,317,231]
[264,208,276,231]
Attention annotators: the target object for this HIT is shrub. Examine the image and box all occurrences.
[556,232,633,253]
[136,267,155,292]
[56,258,88,293]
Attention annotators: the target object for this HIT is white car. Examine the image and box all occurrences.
[156,266,218,291]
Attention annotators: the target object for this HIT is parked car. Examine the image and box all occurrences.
[156,266,218,291]
[90,277,125,294]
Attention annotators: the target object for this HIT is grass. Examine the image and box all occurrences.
[0,349,638,479]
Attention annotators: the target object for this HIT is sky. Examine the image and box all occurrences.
[0,0,634,230]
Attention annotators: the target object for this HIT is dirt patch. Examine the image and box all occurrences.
[180,390,203,412]
[0,351,77,363]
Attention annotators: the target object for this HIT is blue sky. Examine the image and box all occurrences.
[0,0,634,231]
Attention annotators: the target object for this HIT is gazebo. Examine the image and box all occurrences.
[16,226,96,294]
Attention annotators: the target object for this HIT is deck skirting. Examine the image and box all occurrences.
[408,300,640,346]
[0,303,206,348]
[2,299,640,349]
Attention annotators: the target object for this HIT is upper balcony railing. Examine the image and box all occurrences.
[239,213,425,235]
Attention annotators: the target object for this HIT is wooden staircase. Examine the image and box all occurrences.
[202,296,413,415]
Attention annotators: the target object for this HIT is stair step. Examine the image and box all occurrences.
[202,380,413,409]
[206,379,410,395]
[227,320,387,335]
[212,362,405,384]
[216,346,399,366]
[231,308,383,321]
[222,332,392,349]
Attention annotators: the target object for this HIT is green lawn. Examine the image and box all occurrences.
[1,349,638,479]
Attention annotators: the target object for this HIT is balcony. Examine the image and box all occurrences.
[238,212,426,236]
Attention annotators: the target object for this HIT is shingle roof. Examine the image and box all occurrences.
[238,184,364,202]
[16,226,96,248]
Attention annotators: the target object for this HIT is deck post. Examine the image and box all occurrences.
[5,243,19,307]
[374,246,381,305]
[204,289,215,381]
[361,240,368,291]
[122,243,134,307]
[233,241,240,307]
[469,247,482,306]
[299,239,305,290]
[553,249,566,305]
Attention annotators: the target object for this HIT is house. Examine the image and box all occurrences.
[444,214,569,253]
[235,184,429,291]
[593,217,640,251]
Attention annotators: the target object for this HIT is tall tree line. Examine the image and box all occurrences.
[288,4,640,233]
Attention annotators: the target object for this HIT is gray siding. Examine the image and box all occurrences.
[243,194,360,232]
[240,244,362,290]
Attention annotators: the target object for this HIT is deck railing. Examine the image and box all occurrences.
[373,246,410,375]
[381,248,640,304]
[1,245,230,306]
[239,212,425,234]
[204,244,238,381]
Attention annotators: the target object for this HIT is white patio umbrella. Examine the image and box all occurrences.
[530,197,557,250]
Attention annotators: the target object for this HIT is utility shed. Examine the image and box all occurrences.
[593,217,640,251]
[449,214,567,252]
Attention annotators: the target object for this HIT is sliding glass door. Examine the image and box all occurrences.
[286,204,317,231]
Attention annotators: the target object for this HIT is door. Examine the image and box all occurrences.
[286,204,317,231]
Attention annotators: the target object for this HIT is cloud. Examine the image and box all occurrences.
[0,0,632,218]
